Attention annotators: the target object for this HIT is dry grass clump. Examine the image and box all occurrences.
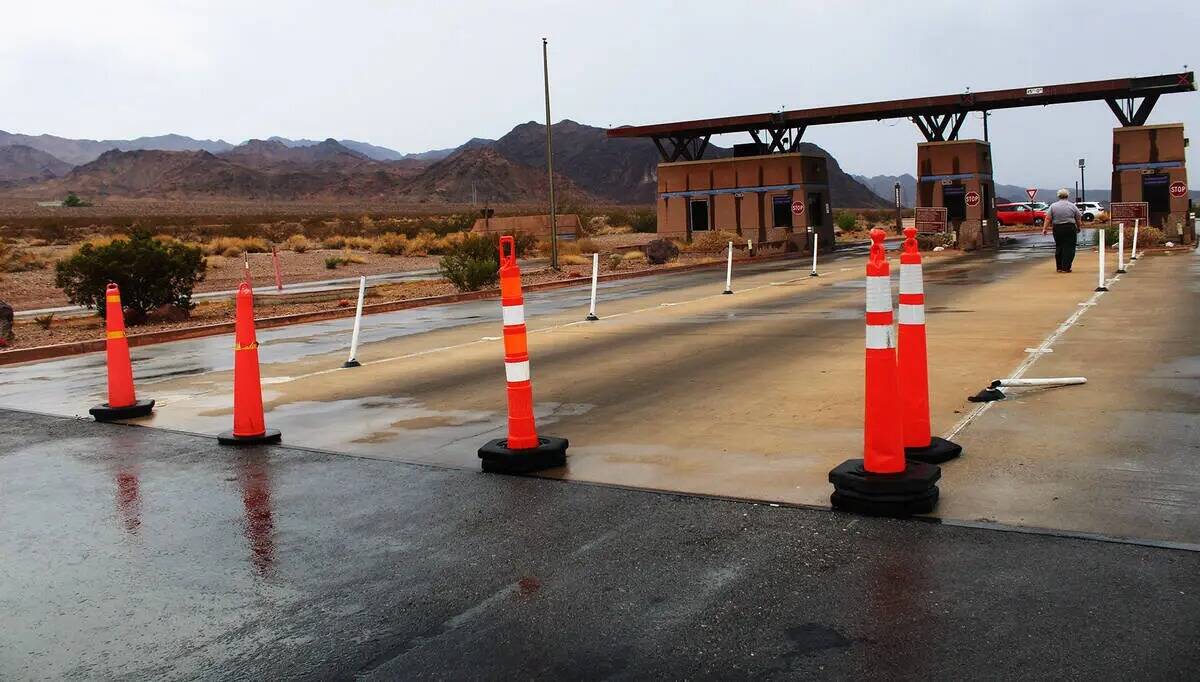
[593,223,634,235]
[205,255,229,269]
[283,234,315,253]
[621,251,648,263]
[372,232,409,255]
[560,253,590,265]
[205,236,269,257]
[321,234,374,250]
[0,239,50,272]
[575,237,599,254]
[684,230,741,253]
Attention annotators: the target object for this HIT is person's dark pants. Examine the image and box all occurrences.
[1052,223,1077,271]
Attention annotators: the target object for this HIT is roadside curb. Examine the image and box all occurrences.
[1,250,800,366]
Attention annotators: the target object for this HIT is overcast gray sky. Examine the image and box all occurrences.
[2,0,1196,187]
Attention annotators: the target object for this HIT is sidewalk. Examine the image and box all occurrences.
[1,409,1198,679]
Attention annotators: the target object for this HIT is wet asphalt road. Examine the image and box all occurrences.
[2,409,1199,679]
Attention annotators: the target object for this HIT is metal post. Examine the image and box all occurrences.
[982,110,989,142]
[271,245,283,292]
[542,38,558,269]
[586,252,599,321]
[723,242,733,294]
[893,181,902,234]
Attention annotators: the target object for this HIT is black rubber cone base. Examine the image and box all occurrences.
[586,313,599,321]
[905,436,963,464]
[90,399,155,423]
[217,428,282,446]
[722,290,733,295]
[342,359,361,368]
[1095,286,1109,292]
[810,272,819,277]
[828,458,941,517]
[1117,268,1127,274]
[479,435,568,474]
[968,386,1006,402]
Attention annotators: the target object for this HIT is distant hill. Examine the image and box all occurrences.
[2,122,890,207]
[0,145,74,183]
[395,146,590,204]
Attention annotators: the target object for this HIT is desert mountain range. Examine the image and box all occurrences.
[0,121,889,207]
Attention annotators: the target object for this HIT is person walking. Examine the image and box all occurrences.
[1043,189,1083,272]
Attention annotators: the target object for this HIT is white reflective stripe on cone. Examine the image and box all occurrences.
[501,304,525,327]
[504,360,531,382]
[899,264,923,294]
[865,324,893,349]
[898,304,925,325]
[865,276,892,313]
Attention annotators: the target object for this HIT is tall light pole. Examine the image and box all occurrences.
[1078,158,1086,203]
[542,37,558,269]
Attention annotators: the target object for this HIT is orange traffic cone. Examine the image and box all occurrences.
[478,236,567,473]
[829,229,940,516]
[897,227,961,464]
[218,283,281,445]
[90,283,154,422]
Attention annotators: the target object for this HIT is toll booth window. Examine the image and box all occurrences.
[772,196,792,228]
[689,199,710,232]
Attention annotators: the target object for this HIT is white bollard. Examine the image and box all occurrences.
[747,238,753,256]
[343,276,366,368]
[723,241,733,294]
[586,252,599,321]
[1130,219,1139,260]
[809,232,819,277]
[1116,222,1126,273]
[997,377,1087,388]
[1095,228,1108,292]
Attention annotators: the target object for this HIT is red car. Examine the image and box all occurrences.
[996,202,1047,227]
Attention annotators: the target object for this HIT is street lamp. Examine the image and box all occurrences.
[1078,158,1086,203]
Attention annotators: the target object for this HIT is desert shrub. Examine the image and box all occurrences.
[373,232,409,255]
[439,233,501,292]
[1105,224,1165,247]
[344,235,375,250]
[576,237,599,254]
[63,192,91,207]
[645,239,679,264]
[560,253,590,265]
[594,223,634,235]
[34,222,71,244]
[55,230,206,319]
[34,313,55,329]
[0,240,50,272]
[404,231,440,256]
[628,208,657,233]
[324,256,342,269]
[607,253,622,270]
[321,235,348,249]
[621,251,647,263]
[204,236,268,256]
[834,211,859,232]
[916,232,955,250]
[283,234,314,253]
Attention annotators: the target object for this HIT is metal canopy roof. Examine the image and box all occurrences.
[606,72,1195,160]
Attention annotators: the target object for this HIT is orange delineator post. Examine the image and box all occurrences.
[862,229,905,474]
[89,283,154,422]
[477,236,567,473]
[218,283,281,445]
[499,240,538,449]
[896,227,962,464]
[828,228,941,517]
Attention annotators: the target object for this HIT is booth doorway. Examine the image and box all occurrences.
[689,199,710,232]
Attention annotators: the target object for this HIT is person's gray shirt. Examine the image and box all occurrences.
[1047,199,1082,225]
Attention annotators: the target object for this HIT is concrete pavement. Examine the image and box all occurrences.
[2,409,1198,679]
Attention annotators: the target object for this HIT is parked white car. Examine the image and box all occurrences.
[1075,201,1107,222]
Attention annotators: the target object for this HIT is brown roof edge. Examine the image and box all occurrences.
[607,72,1195,139]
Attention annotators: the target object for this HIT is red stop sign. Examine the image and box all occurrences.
[965,190,981,207]
[1169,181,1187,198]
[791,201,805,216]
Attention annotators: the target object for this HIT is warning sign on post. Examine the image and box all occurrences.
[791,201,805,216]
[915,207,948,233]
[1169,181,1187,198]
[965,190,981,207]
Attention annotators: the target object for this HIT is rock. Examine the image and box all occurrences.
[645,238,679,265]
[0,300,13,347]
[146,304,189,323]
[1165,241,1175,247]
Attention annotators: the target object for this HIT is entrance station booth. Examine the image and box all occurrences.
[916,140,998,251]
[656,152,834,251]
[1111,123,1193,244]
